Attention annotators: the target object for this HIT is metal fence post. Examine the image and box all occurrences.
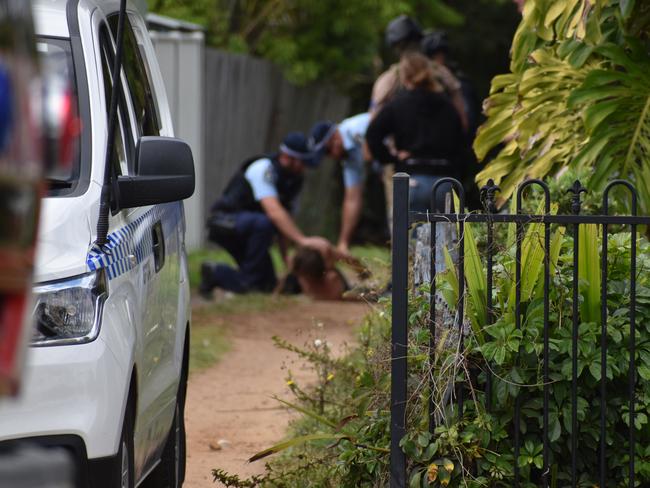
[391,173,409,488]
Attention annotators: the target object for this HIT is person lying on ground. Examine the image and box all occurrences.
[200,132,335,297]
[278,247,369,301]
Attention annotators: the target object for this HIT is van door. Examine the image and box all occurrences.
[122,13,184,378]
[99,16,175,479]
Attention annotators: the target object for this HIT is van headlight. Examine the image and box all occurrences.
[31,270,107,346]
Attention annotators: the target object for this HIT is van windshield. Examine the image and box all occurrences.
[37,37,81,193]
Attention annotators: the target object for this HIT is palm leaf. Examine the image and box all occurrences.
[569,46,650,214]
[475,0,650,215]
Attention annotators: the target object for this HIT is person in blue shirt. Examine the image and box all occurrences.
[201,132,333,296]
[309,113,370,254]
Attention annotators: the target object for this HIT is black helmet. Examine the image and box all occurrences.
[421,31,450,58]
[385,15,423,48]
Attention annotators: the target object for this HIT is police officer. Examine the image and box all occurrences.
[309,113,370,254]
[200,132,333,296]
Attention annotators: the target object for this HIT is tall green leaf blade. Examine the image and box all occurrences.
[438,246,459,309]
[578,224,601,324]
[273,396,338,429]
[463,223,487,342]
[249,433,349,462]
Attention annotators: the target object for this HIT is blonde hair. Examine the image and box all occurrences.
[398,52,437,91]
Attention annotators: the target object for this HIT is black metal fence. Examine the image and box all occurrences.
[390,173,650,487]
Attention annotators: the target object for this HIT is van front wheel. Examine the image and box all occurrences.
[117,401,135,488]
[144,399,185,488]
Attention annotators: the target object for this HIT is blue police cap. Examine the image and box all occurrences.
[308,121,337,166]
[279,131,318,167]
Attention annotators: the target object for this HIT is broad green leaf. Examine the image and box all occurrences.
[621,0,635,18]
[409,470,421,488]
[583,99,620,133]
[544,0,568,28]
[567,43,595,68]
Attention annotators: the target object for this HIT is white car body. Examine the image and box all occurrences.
[0,1,191,486]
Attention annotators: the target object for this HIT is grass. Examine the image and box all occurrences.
[187,245,389,291]
[189,321,229,372]
[189,293,297,373]
[186,244,390,373]
[187,246,287,291]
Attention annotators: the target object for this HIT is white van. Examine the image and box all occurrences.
[0,1,194,487]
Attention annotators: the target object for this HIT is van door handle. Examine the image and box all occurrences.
[152,221,165,273]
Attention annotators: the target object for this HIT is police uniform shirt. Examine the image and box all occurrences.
[244,158,279,201]
[338,112,370,189]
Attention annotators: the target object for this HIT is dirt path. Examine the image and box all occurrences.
[183,299,369,487]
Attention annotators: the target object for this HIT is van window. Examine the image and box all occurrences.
[108,16,161,138]
[99,26,131,177]
[37,38,81,189]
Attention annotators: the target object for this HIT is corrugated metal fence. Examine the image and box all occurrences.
[203,48,350,236]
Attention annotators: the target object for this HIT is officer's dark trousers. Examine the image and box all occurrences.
[207,211,277,293]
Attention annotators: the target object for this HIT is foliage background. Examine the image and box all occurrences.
[147,0,520,104]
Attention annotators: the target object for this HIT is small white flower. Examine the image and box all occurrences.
[314,339,323,348]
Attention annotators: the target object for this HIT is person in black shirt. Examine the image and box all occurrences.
[366,51,465,212]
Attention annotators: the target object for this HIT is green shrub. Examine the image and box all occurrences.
[212,228,650,487]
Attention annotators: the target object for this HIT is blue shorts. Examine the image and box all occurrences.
[343,159,364,188]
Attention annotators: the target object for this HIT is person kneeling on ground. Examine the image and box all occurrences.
[200,132,334,296]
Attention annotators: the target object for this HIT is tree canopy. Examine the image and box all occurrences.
[147,0,463,86]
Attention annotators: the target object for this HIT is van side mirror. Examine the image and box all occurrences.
[114,136,195,209]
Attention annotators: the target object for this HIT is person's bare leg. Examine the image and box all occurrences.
[338,184,363,254]
[383,164,395,235]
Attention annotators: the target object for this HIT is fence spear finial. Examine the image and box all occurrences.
[567,180,587,215]
[480,179,501,214]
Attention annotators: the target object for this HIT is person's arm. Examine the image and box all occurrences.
[260,196,305,245]
[338,184,363,254]
[260,196,333,257]
[366,106,398,165]
[370,67,399,117]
